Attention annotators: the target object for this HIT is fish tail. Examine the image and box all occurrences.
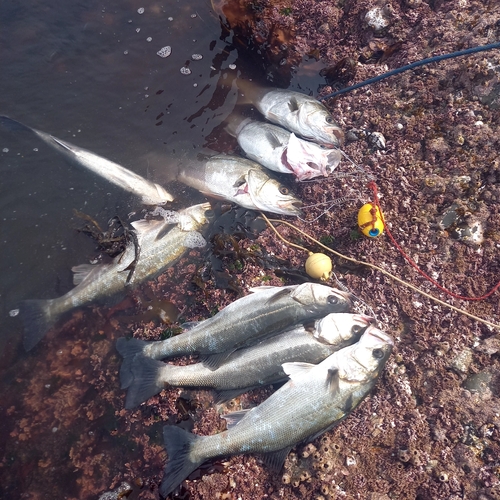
[160,426,203,497]
[20,299,58,351]
[125,355,167,409]
[116,337,151,389]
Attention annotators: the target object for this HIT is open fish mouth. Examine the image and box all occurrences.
[364,325,394,346]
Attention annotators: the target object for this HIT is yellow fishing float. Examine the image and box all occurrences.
[358,202,384,238]
[305,252,332,281]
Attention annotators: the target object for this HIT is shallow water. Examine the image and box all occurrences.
[0,0,326,496]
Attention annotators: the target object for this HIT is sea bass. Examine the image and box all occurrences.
[19,203,210,351]
[0,115,173,205]
[228,117,342,181]
[237,81,344,147]
[116,283,353,387]
[177,154,302,216]
[160,325,393,496]
[123,313,373,408]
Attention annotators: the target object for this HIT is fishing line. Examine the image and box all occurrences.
[259,213,500,331]
[319,41,500,101]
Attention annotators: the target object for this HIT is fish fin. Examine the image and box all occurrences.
[125,355,166,409]
[265,287,293,305]
[212,388,249,404]
[160,425,203,497]
[20,299,58,351]
[232,175,247,188]
[200,350,234,371]
[71,263,97,285]
[247,285,284,293]
[282,361,315,381]
[0,115,36,134]
[288,97,299,113]
[265,130,284,148]
[116,337,151,389]
[130,218,164,235]
[326,368,340,393]
[342,393,354,414]
[262,446,292,472]
[222,409,251,429]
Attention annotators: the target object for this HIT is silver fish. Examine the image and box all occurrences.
[116,283,353,387]
[237,81,344,147]
[177,154,302,216]
[228,117,342,181]
[123,313,373,408]
[19,203,210,351]
[0,115,173,205]
[160,325,393,496]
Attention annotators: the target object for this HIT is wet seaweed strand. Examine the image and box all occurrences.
[259,213,500,331]
[367,181,500,302]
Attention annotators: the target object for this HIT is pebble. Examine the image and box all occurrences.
[368,131,386,149]
[449,348,473,373]
[364,7,391,32]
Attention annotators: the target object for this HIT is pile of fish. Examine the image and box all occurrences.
[116,282,393,496]
[0,82,344,218]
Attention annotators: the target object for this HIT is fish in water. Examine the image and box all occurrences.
[18,203,210,351]
[227,117,342,181]
[122,313,373,409]
[177,153,302,216]
[116,283,353,387]
[237,81,344,147]
[159,325,393,497]
[0,115,173,205]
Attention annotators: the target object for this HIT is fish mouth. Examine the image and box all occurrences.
[353,313,376,325]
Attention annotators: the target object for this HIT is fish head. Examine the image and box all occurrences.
[337,325,394,382]
[297,101,345,147]
[177,202,212,231]
[291,283,352,313]
[314,313,374,345]
[246,169,302,216]
[286,135,343,180]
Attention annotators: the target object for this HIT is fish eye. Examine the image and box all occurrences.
[279,186,289,195]
[325,116,334,124]
[327,295,338,305]
[352,325,364,334]
[372,348,385,359]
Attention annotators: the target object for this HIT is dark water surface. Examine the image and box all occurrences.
[0,0,325,496]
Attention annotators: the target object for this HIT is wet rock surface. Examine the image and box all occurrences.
[2,1,500,499]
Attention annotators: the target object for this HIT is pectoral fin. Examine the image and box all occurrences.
[282,361,315,381]
[262,446,293,472]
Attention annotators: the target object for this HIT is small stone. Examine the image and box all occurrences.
[450,348,473,373]
[364,7,391,32]
[368,131,386,149]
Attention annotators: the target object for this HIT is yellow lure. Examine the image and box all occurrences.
[358,203,384,238]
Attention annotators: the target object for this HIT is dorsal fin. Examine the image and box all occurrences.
[130,218,164,236]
